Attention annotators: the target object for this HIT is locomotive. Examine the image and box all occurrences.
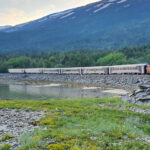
[8,64,150,75]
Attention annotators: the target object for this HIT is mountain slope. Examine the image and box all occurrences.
[0,26,12,31]
[0,0,150,54]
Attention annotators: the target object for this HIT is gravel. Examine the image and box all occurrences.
[0,109,44,149]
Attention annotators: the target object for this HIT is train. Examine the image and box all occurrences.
[8,64,150,75]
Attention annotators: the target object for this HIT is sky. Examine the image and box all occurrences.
[0,0,100,26]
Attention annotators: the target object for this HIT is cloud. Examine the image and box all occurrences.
[76,0,100,6]
[0,6,56,26]
[0,0,100,26]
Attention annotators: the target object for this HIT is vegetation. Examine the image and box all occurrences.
[0,44,150,73]
[0,134,14,142]
[0,0,150,54]
[0,144,11,150]
[1,97,150,149]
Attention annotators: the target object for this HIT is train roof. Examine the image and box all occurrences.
[8,64,148,71]
[109,64,147,67]
[83,66,109,69]
[61,67,81,70]
[8,68,25,70]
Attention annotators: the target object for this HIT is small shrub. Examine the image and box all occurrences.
[128,134,136,139]
[40,116,58,125]
[47,143,70,150]
[0,134,14,142]
[18,128,43,150]
[107,132,123,139]
[0,144,11,150]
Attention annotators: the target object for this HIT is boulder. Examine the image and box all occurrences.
[123,82,150,105]
[138,96,150,102]
[139,84,150,90]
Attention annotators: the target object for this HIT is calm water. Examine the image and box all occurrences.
[0,79,122,100]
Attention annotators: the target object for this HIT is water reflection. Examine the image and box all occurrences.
[0,80,114,100]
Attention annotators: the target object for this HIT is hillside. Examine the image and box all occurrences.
[0,26,12,31]
[0,0,150,54]
[0,44,149,73]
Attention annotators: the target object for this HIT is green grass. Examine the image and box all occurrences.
[0,97,150,150]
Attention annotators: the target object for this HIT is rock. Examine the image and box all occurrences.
[146,88,150,94]
[139,84,150,90]
[138,96,150,102]
[123,81,150,105]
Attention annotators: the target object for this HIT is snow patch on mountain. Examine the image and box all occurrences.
[117,0,127,4]
[93,3,112,13]
[94,3,103,8]
[38,18,48,22]
[60,12,75,19]
[108,0,117,2]
[48,9,74,19]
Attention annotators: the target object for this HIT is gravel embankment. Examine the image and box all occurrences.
[0,74,150,91]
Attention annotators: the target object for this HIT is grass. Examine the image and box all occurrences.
[0,97,150,150]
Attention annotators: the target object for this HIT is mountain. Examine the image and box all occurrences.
[0,0,150,54]
[0,25,12,31]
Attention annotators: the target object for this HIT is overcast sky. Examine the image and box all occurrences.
[0,0,100,26]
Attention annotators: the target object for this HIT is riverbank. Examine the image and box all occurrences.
[1,98,150,149]
[1,74,150,91]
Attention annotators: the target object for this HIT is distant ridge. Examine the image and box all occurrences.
[0,0,150,54]
[0,25,12,31]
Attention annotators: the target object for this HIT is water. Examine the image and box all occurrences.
[0,79,126,100]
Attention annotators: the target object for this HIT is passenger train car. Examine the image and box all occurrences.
[42,68,61,74]
[109,64,147,74]
[8,64,150,75]
[24,68,43,74]
[8,69,25,74]
[61,68,82,74]
[82,66,109,75]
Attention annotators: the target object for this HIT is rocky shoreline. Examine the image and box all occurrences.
[0,109,44,149]
[1,73,150,91]
[123,82,150,105]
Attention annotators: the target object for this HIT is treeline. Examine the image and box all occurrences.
[0,44,150,73]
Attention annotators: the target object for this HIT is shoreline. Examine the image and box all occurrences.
[0,78,129,98]
[1,73,150,92]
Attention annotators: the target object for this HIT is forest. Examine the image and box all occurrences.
[0,44,150,73]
